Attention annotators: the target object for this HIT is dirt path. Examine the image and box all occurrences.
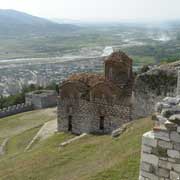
[25,119,57,151]
[0,138,8,155]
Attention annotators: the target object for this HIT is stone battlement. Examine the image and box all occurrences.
[0,103,33,118]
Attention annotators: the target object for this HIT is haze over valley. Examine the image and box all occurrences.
[1,9,180,96]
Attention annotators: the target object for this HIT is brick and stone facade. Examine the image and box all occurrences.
[57,51,133,134]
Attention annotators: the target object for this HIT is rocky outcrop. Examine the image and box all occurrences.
[133,62,179,119]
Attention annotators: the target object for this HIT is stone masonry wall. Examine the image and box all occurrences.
[25,90,57,109]
[0,103,33,118]
[133,67,177,119]
[58,98,131,134]
[139,97,180,180]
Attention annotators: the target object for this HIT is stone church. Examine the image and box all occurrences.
[57,51,133,134]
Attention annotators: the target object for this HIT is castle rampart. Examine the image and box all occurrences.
[0,103,33,118]
[139,69,180,179]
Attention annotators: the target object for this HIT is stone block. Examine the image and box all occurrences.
[177,126,180,133]
[142,145,152,154]
[164,120,177,131]
[168,158,176,163]
[154,130,170,141]
[155,167,170,178]
[142,131,157,148]
[174,143,180,151]
[159,159,172,170]
[170,171,180,180]
[158,140,173,149]
[141,153,159,166]
[163,97,180,105]
[172,164,180,173]
[156,115,168,124]
[140,170,159,180]
[139,176,145,180]
[170,132,180,143]
[160,157,168,161]
[141,162,153,172]
[169,115,180,126]
[167,150,180,159]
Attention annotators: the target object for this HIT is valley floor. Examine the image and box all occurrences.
[0,109,153,180]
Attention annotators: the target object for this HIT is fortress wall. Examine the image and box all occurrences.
[133,68,177,119]
[0,103,33,118]
[139,97,180,180]
[25,90,57,109]
[139,130,180,180]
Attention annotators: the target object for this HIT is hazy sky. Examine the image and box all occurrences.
[0,0,180,21]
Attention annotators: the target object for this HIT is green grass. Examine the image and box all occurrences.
[132,56,156,66]
[0,116,153,180]
[0,108,56,138]
[6,126,41,155]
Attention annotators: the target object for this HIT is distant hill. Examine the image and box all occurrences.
[0,9,78,36]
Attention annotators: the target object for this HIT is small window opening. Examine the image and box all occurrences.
[68,115,72,131]
[99,116,104,130]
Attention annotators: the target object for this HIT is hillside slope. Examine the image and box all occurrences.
[0,108,153,180]
[0,9,78,36]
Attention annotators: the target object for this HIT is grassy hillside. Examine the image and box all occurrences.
[0,108,153,180]
[0,108,56,139]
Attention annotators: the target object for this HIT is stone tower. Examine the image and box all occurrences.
[105,51,133,86]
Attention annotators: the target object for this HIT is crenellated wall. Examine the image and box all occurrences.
[0,103,33,118]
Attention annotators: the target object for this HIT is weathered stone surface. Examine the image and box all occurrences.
[156,115,168,124]
[155,102,171,113]
[167,150,180,159]
[164,120,177,130]
[142,145,152,154]
[142,131,157,148]
[159,159,172,170]
[139,73,180,180]
[163,97,180,105]
[170,131,180,143]
[174,143,180,151]
[154,130,170,141]
[140,170,159,180]
[177,126,180,133]
[155,167,170,178]
[111,125,126,137]
[170,171,180,180]
[139,176,145,180]
[141,162,153,172]
[169,114,180,125]
[158,140,173,149]
[172,164,180,173]
[168,158,176,163]
[161,109,174,118]
[141,153,159,166]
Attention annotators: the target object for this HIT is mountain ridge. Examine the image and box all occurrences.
[0,9,79,36]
